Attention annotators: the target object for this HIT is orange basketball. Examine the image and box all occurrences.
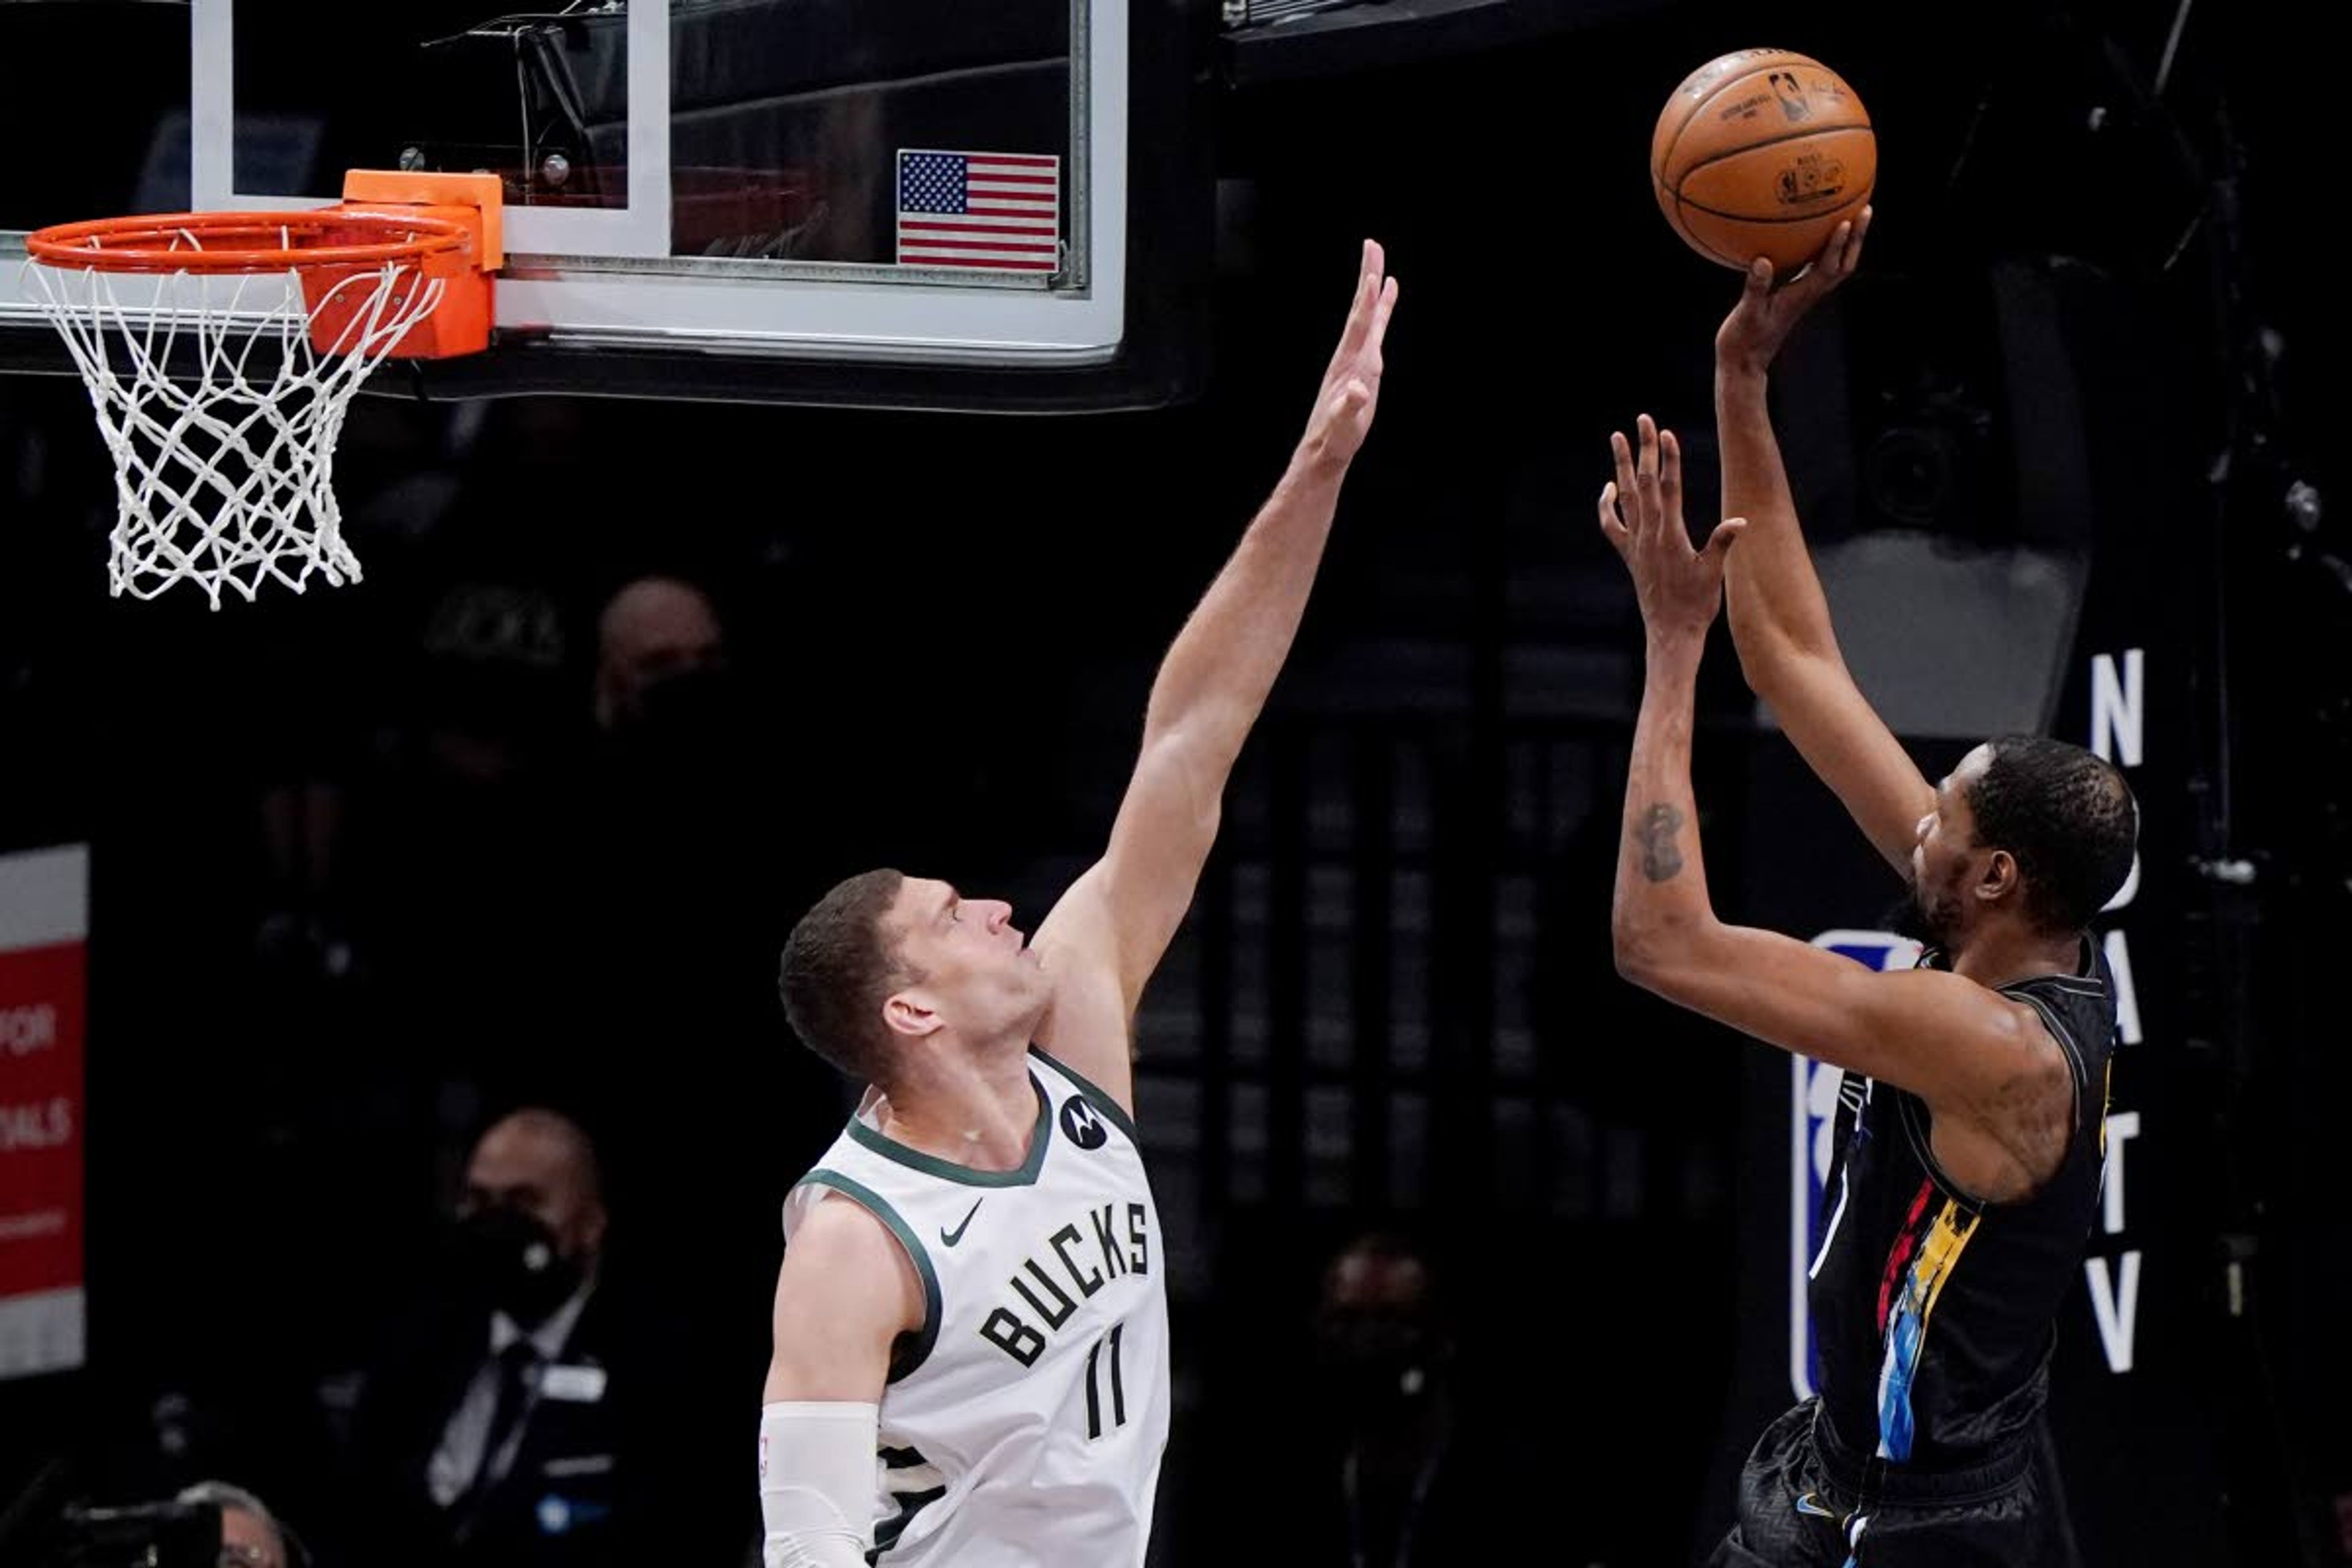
[1651,49,1874,272]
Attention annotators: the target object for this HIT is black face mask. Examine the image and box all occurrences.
[452,1206,583,1329]
[614,665,736,749]
[1314,1310,1441,1420]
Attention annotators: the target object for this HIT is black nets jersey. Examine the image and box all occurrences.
[1807,939,2119,1468]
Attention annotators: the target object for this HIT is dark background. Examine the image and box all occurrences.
[2,0,2346,1562]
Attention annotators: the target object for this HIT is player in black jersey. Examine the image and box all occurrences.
[1596,209,2137,1566]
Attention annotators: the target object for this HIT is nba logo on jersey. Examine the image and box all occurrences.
[1790,930,1921,1401]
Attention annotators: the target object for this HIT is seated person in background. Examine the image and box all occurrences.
[1177,1229,1522,1568]
[345,1107,646,1567]
[1302,1233,1483,1568]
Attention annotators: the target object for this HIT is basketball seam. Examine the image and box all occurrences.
[1672,185,1874,226]
[1672,191,1745,268]
[1670,121,1877,187]
[1651,52,1815,184]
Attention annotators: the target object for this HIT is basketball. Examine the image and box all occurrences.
[1651,48,1875,272]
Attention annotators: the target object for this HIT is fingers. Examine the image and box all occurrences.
[1352,241,1387,322]
[1324,241,1382,375]
[1745,256,1775,300]
[1611,418,1692,548]
[1841,205,1872,275]
[1660,427,1684,522]
[1354,277,1400,383]
[1702,516,1747,560]
[1792,210,1869,295]
[1634,414,1664,522]
[1369,275,1400,355]
[1825,216,1859,279]
[1597,481,1631,554]
[1610,430,1640,534]
[1326,240,1396,381]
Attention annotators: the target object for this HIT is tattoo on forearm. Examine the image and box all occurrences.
[1638,804,1686,883]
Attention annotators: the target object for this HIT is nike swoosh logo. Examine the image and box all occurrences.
[1794,1491,1838,1519]
[941,1200,982,1248]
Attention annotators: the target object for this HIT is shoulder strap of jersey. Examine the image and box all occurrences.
[789,1167,945,1382]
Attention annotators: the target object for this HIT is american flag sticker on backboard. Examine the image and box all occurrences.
[896,149,1061,272]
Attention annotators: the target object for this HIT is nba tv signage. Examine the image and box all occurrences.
[0,843,88,1382]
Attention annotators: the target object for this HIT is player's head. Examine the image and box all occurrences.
[778,869,1050,1086]
[1907,736,2136,947]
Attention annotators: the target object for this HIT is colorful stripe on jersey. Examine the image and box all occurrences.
[1872,1179,1980,1462]
[2098,1058,2113,1158]
[1841,1511,1872,1568]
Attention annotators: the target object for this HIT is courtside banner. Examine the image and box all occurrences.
[0,844,88,1381]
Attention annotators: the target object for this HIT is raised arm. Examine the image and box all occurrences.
[1031,241,1399,1109]
[1599,419,2070,1202]
[1713,209,1936,877]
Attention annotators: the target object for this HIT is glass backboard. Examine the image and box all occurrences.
[0,0,1208,407]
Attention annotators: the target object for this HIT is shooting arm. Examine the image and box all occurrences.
[1714,247,1934,876]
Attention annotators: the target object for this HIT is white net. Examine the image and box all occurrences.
[25,253,444,608]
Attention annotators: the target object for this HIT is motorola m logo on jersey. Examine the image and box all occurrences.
[1790,930,1921,1402]
[980,1202,1152,1368]
[1060,1095,1110,1150]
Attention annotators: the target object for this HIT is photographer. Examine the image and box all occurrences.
[178,1482,295,1568]
[36,1479,300,1568]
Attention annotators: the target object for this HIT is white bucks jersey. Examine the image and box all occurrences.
[782,1049,1170,1567]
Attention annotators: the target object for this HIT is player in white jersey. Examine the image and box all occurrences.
[755,241,1400,1568]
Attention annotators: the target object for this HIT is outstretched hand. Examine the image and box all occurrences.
[1715,206,1871,375]
[1599,415,1743,642]
[1301,239,1400,468]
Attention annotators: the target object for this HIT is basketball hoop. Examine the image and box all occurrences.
[22,172,502,608]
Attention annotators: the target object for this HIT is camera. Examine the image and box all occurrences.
[48,1500,224,1568]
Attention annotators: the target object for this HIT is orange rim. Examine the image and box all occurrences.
[25,209,472,275]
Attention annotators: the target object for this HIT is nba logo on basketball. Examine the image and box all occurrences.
[1774,153,1847,206]
[1790,930,1921,1401]
[1766,70,1811,121]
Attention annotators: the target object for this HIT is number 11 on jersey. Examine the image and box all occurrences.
[1084,1322,1127,1439]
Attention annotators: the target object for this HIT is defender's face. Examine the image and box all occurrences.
[886,876,1050,1039]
